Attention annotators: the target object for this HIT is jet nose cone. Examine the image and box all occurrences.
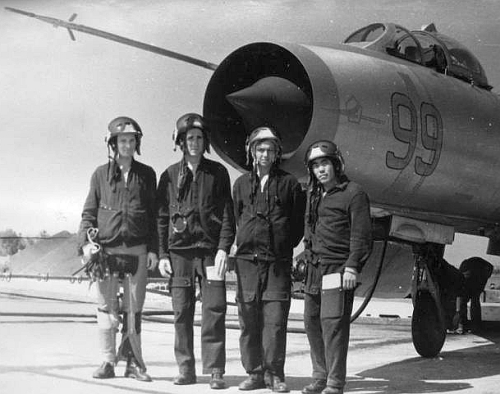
[226,76,311,155]
[203,42,314,172]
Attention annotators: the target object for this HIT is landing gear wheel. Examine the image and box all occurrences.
[412,290,445,357]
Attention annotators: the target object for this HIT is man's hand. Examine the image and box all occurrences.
[147,252,159,271]
[81,242,99,265]
[158,257,172,277]
[214,249,228,279]
[343,267,358,290]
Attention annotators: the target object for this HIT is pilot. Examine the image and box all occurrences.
[77,116,158,381]
[232,126,305,393]
[156,113,235,389]
[457,256,494,334]
[302,140,372,394]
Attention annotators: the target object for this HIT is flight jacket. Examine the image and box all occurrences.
[77,159,158,255]
[233,168,306,263]
[156,157,235,258]
[305,179,372,272]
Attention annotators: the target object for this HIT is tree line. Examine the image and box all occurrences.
[0,229,50,256]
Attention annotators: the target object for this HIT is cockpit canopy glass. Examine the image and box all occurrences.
[344,23,386,45]
[432,33,489,88]
[389,26,422,64]
[343,23,490,90]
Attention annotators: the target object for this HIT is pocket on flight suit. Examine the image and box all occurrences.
[262,291,291,326]
[320,288,345,319]
[204,279,227,313]
[235,291,257,329]
[170,276,193,312]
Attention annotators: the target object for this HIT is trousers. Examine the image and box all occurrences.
[235,257,291,379]
[170,249,227,375]
[459,292,484,331]
[303,261,354,389]
[96,244,148,365]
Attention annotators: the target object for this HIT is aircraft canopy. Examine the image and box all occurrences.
[343,23,491,89]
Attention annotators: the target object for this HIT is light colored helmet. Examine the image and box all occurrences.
[245,126,282,165]
[173,113,210,153]
[304,140,345,175]
[106,116,143,154]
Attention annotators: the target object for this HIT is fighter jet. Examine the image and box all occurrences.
[6,7,500,358]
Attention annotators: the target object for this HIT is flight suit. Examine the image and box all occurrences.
[233,169,305,381]
[303,178,372,390]
[157,157,235,376]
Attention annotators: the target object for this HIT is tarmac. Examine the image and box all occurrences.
[1,279,500,394]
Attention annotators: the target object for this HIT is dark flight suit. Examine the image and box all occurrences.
[304,179,372,391]
[233,169,305,381]
[458,257,493,332]
[157,157,235,376]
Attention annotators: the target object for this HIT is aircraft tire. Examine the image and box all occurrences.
[411,290,446,357]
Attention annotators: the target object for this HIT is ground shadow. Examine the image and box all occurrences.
[350,342,499,393]
[282,329,500,393]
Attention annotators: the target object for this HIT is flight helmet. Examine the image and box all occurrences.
[304,140,345,177]
[245,126,282,165]
[106,116,143,155]
[173,113,210,153]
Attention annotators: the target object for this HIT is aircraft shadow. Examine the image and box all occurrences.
[280,330,500,393]
[347,343,499,393]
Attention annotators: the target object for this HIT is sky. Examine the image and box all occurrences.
[1,0,500,262]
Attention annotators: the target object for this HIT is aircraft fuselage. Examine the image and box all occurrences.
[204,41,500,236]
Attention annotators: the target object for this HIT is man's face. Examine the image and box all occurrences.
[253,140,276,169]
[185,128,204,158]
[311,157,337,188]
[116,133,137,158]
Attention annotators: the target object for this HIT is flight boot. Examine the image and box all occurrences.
[269,375,289,393]
[124,356,152,382]
[321,386,343,394]
[209,373,226,389]
[302,379,327,394]
[239,373,266,390]
[173,371,197,385]
[92,361,115,379]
